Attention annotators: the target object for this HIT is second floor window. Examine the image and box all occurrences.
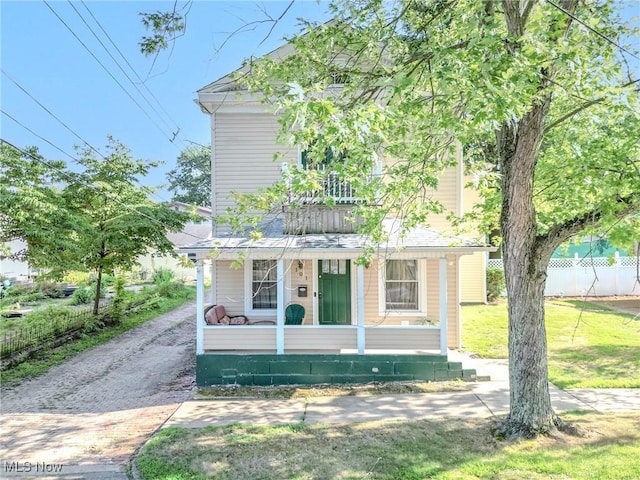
[252,260,277,309]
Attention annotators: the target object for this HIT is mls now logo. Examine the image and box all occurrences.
[4,461,64,473]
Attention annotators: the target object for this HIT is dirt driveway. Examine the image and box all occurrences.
[589,296,640,317]
[0,302,196,477]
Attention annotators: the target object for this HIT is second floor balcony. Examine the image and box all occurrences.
[282,162,376,234]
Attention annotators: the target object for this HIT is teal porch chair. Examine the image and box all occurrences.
[285,303,305,325]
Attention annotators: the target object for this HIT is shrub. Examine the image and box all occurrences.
[70,286,93,305]
[487,267,506,302]
[62,271,91,286]
[151,267,175,285]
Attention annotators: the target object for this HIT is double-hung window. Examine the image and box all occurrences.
[385,260,419,311]
[251,260,277,310]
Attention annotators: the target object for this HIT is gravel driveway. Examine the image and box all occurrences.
[0,301,196,477]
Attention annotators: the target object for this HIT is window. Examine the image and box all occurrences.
[252,260,277,310]
[385,260,419,310]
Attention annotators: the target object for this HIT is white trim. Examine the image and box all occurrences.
[439,257,448,355]
[196,260,204,355]
[276,260,284,354]
[210,114,216,235]
[244,259,278,317]
[349,260,356,325]
[378,259,427,315]
[312,259,319,325]
[357,264,365,354]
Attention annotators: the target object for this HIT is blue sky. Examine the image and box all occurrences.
[1,1,329,199]
[2,1,638,202]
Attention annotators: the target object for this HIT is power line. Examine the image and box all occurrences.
[66,0,184,147]
[1,72,171,204]
[43,0,175,142]
[1,109,77,162]
[546,0,640,62]
[1,138,207,241]
[79,0,185,143]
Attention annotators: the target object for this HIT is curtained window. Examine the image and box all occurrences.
[252,260,277,309]
[385,260,418,310]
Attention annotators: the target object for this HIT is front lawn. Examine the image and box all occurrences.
[135,412,640,480]
[462,300,640,388]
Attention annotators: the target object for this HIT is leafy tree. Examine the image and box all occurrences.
[166,144,211,207]
[0,142,82,269]
[238,0,639,438]
[63,138,189,314]
[1,139,189,315]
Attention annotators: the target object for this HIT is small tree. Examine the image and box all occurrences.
[60,138,189,314]
[166,145,211,207]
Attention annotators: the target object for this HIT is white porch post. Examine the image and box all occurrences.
[276,259,285,354]
[196,259,204,355]
[439,257,448,355]
[357,264,365,354]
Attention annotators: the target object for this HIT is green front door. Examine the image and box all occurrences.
[318,259,351,325]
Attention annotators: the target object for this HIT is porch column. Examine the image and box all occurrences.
[196,259,204,355]
[276,259,285,354]
[439,257,448,355]
[357,264,365,354]
[209,260,216,305]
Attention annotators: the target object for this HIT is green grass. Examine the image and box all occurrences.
[135,412,640,480]
[462,300,640,388]
[0,287,195,385]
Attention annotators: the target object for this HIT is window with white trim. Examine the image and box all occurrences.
[385,260,419,311]
[251,260,277,310]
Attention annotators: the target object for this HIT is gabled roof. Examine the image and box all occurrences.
[178,217,493,260]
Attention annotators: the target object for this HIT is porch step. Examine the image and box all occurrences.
[197,354,475,386]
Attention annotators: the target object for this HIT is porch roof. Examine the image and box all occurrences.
[178,218,495,260]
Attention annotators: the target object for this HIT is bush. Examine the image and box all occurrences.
[70,286,93,305]
[487,267,506,302]
[151,267,175,285]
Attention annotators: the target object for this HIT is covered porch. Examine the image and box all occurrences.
[180,219,492,385]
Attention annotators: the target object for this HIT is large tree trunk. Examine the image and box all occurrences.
[497,96,563,439]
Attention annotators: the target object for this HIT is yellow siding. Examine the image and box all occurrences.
[460,252,487,303]
[203,327,276,351]
[284,327,357,350]
[287,259,314,324]
[365,328,440,350]
[215,261,245,316]
[215,113,297,219]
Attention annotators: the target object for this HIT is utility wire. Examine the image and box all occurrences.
[67,0,185,147]
[79,0,185,143]
[1,70,172,204]
[1,109,77,162]
[546,0,640,61]
[1,138,207,241]
[43,1,174,142]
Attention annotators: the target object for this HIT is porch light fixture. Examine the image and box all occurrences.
[298,260,305,270]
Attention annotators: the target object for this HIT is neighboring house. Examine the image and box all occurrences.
[179,45,493,386]
[0,239,35,282]
[137,203,212,282]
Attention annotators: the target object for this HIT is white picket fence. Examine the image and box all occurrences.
[488,254,640,297]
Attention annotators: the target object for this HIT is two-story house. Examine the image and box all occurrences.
[179,45,493,387]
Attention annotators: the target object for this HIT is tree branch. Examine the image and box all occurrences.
[535,193,640,260]
[545,79,640,131]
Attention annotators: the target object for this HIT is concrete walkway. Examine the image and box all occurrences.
[165,352,640,430]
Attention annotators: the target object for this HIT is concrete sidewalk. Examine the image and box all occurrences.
[165,353,640,429]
